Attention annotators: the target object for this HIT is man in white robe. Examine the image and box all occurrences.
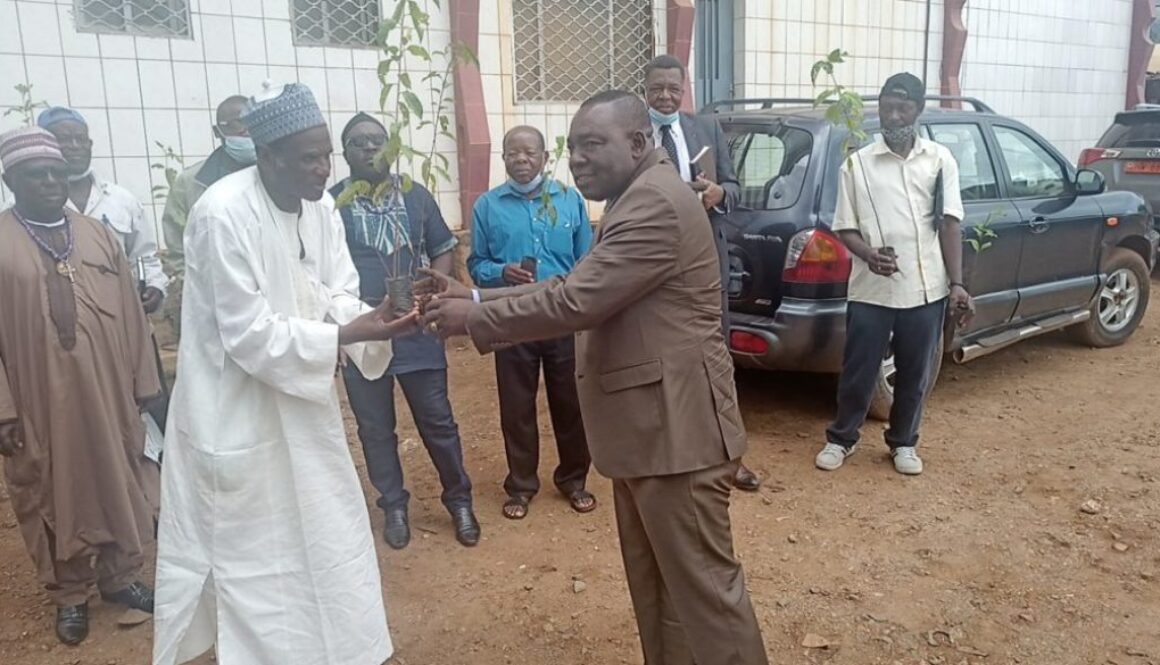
[153,82,412,665]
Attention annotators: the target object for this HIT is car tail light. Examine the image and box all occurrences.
[1078,148,1120,167]
[783,228,851,284]
[730,330,769,355]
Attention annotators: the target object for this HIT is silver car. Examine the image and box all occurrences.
[1082,105,1160,227]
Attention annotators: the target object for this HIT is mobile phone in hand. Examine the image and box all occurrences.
[520,256,538,280]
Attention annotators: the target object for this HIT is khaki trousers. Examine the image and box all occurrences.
[45,544,143,607]
[613,461,768,665]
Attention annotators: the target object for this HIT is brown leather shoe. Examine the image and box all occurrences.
[732,464,761,492]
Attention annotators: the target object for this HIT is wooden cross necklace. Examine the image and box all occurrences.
[12,208,76,283]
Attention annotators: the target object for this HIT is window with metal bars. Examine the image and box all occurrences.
[76,0,192,38]
[292,0,382,47]
[512,0,655,103]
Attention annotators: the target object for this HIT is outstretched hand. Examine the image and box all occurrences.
[415,268,472,305]
[339,298,421,345]
[422,296,475,340]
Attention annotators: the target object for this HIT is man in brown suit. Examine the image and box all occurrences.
[423,91,768,665]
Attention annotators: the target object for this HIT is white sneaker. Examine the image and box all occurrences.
[891,447,924,475]
[815,443,856,471]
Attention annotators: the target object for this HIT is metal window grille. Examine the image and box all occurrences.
[292,0,381,48]
[512,0,655,103]
[76,0,192,38]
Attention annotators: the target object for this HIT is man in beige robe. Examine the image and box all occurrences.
[0,127,159,646]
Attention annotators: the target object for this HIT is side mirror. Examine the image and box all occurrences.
[1075,168,1105,195]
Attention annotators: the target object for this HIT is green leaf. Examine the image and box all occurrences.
[400,72,411,89]
[828,48,847,63]
[401,91,424,118]
[813,89,836,107]
[407,45,430,60]
[456,42,480,66]
[810,60,832,84]
[379,86,390,112]
[408,1,426,40]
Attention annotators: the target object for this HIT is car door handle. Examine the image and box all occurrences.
[1029,217,1050,234]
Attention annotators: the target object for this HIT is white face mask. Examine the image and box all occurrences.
[223,136,257,165]
[508,172,544,195]
[66,167,92,183]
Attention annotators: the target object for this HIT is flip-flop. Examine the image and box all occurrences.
[567,490,597,514]
[502,496,529,520]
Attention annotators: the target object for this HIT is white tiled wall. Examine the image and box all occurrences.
[734,0,945,101]
[730,0,1133,165]
[479,0,668,204]
[0,0,461,228]
[958,0,1133,163]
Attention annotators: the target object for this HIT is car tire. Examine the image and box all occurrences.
[867,330,944,422]
[1071,248,1150,348]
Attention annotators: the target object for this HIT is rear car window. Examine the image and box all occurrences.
[726,124,813,210]
[1099,112,1160,148]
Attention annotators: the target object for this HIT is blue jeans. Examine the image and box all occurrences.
[826,299,946,450]
[342,367,473,514]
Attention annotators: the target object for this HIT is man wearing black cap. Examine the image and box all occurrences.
[330,112,479,549]
[816,73,971,476]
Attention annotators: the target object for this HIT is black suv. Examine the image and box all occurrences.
[709,96,1158,418]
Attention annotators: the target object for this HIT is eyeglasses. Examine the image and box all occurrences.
[17,165,70,181]
[345,135,387,150]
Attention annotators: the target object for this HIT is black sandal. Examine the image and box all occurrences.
[567,490,597,514]
[502,496,529,520]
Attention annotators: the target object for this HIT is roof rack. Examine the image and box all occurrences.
[702,95,995,115]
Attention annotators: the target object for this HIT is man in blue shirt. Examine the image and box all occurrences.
[331,113,478,549]
[468,126,594,520]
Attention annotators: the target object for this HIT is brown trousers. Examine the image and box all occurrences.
[613,461,768,665]
[45,544,142,607]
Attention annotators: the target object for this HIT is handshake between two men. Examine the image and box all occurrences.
[335,268,479,348]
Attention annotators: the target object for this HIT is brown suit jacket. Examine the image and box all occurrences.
[466,149,747,479]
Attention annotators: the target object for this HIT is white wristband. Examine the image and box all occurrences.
[471,289,481,303]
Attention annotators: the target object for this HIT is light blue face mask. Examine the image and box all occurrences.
[508,172,544,195]
[648,106,680,127]
[223,136,257,165]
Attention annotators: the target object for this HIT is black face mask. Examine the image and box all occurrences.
[882,124,917,149]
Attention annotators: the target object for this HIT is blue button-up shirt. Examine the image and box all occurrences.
[468,179,592,287]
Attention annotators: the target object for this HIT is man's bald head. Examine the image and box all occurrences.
[503,125,545,153]
[579,90,651,134]
[215,95,250,138]
[568,90,653,202]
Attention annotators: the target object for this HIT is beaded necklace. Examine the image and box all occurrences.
[12,207,76,283]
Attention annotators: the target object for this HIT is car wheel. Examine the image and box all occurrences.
[868,331,944,422]
[1071,248,1150,348]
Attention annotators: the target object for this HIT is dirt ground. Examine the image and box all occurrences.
[2,295,1159,665]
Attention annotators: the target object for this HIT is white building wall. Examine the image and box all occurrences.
[478,0,668,201]
[729,0,1134,165]
[0,0,462,227]
[958,0,1132,163]
[733,0,945,101]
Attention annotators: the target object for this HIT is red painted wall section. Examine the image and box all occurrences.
[940,0,967,109]
[450,0,491,228]
[667,0,696,113]
[1127,0,1155,109]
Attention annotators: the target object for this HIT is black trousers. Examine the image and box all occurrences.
[826,299,946,450]
[342,366,473,513]
[494,336,591,500]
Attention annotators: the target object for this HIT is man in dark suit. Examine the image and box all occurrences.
[644,54,761,492]
[423,91,768,665]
